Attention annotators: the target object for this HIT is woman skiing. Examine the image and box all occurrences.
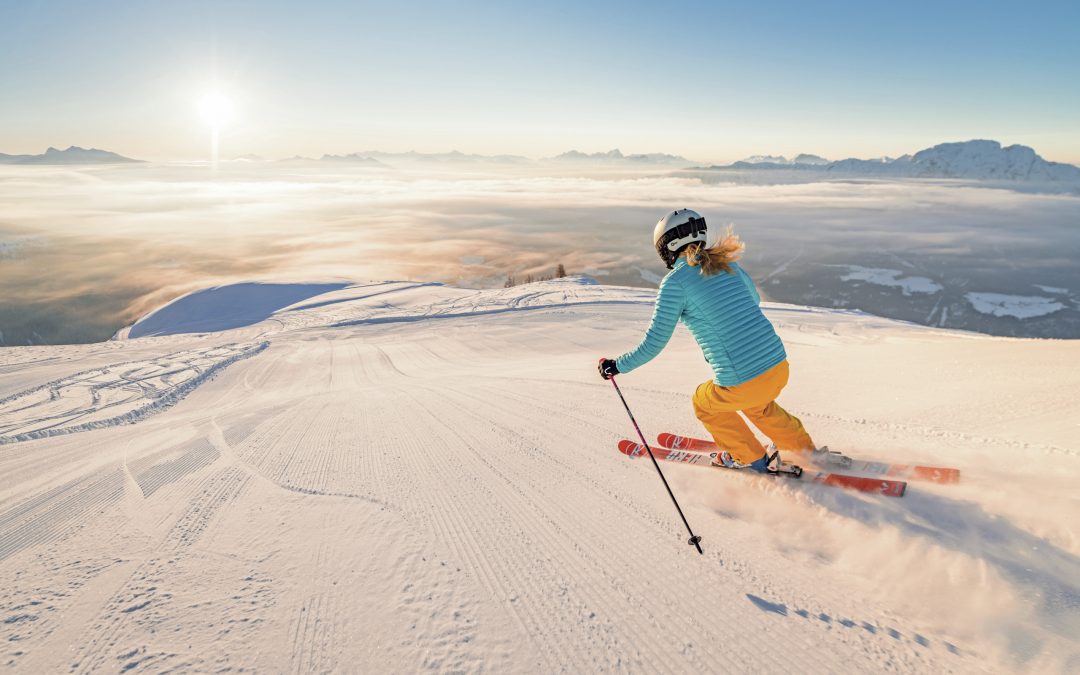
[598,209,816,472]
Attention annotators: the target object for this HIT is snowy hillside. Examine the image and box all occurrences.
[1,277,1077,673]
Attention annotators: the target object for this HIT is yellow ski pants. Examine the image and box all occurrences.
[692,360,815,464]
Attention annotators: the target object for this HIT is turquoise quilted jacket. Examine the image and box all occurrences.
[616,258,786,386]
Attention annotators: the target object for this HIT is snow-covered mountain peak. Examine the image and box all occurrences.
[740,153,830,166]
[741,154,789,164]
[903,139,1072,180]
[710,139,1080,183]
[792,153,829,165]
[551,149,692,165]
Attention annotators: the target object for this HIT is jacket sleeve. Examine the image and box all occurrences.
[735,263,761,305]
[615,274,687,374]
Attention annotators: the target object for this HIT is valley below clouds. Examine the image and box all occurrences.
[1,162,1078,345]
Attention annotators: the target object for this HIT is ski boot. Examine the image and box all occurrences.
[764,447,803,477]
[712,450,772,473]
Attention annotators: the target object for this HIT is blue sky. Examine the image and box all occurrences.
[2,0,1078,162]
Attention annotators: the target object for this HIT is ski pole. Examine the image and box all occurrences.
[609,376,703,555]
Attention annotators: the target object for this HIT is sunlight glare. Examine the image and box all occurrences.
[198,92,234,129]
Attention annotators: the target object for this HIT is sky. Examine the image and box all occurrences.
[1,0,1079,163]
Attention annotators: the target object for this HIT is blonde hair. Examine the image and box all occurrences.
[684,225,745,276]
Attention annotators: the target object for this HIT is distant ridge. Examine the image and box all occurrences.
[550,148,693,165]
[354,149,530,164]
[278,148,689,165]
[702,140,1080,182]
[277,150,528,165]
[741,153,829,166]
[317,153,389,166]
[0,146,141,164]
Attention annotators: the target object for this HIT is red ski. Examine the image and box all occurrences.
[656,432,959,485]
[618,440,906,498]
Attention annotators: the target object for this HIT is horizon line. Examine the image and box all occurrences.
[4,138,1080,168]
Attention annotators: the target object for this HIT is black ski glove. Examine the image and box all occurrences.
[597,358,619,380]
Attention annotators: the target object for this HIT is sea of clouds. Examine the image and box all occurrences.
[1,162,1078,344]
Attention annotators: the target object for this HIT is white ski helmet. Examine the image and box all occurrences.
[653,208,720,269]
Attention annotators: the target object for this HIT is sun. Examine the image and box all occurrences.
[197,91,236,170]
[198,92,234,129]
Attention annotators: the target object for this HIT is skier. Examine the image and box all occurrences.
[598,209,816,472]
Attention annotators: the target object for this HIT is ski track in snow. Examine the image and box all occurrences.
[0,342,267,445]
[0,277,1077,672]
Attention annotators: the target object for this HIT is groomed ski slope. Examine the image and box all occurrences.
[1,277,1078,673]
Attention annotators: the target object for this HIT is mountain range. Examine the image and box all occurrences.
[0,146,141,164]
[713,140,1080,182]
[548,149,693,165]
[740,153,830,166]
[275,150,530,165]
[3,141,1077,181]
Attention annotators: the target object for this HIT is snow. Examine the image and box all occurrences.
[551,149,693,165]
[0,341,267,445]
[122,282,352,338]
[1,278,1078,673]
[835,265,943,295]
[905,140,1079,181]
[637,267,663,285]
[741,154,789,164]
[1034,284,1069,295]
[964,292,1066,319]
[740,153,830,166]
[713,139,1080,183]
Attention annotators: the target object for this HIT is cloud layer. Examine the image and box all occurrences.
[1,163,1078,344]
